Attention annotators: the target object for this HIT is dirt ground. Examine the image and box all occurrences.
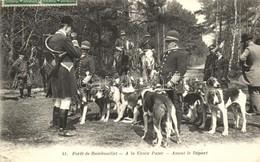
[0,89,260,162]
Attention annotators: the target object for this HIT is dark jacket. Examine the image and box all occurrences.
[46,30,81,98]
[212,56,229,84]
[138,39,155,51]
[203,54,216,81]
[75,53,95,78]
[160,48,187,93]
[160,48,187,80]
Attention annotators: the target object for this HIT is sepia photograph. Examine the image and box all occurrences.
[0,0,260,161]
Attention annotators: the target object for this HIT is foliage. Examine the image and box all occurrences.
[1,0,209,87]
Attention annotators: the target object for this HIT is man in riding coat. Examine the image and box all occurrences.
[159,30,187,133]
[240,33,260,114]
[138,32,155,54]
[113,30,133,76]
[11,52,32,98]
[46,16,81,137]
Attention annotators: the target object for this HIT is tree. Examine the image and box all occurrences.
[162,0,208,66]
[198,0,260,79]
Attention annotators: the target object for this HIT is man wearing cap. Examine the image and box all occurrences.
[240,33,260,114]
[203,45,217,81]
[45,15,81,137]
[75,40,95,102]
[160,30,187,132]
[11,52,31,98]
[138,33,155,53]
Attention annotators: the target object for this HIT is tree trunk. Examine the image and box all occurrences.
[9,7,16,63]
[21,14,25,51]
[215,0,219,44]
[229,0,237,71]
[249,5,260,33]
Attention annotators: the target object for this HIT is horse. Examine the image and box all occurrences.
[140,49,157,82]
[115,50,130,76]
[115,40,135,76]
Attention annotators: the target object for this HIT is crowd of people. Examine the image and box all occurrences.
[10,15,260,137]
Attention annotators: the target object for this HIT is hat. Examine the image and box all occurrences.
[61,16,73,27]
[120,30,126,36]
[240,33,253,43]
[165,30,179,42]
[208,44,216,50]
[81,41,91,49]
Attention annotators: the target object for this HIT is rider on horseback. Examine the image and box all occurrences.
[113,30,134,76]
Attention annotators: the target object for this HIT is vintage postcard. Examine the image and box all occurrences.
[1,0,260,161]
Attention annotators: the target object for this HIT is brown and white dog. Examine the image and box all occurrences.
[205,77,247,136]
[79,84,121,124]
[183,79,208,129]
[142,90,181,147]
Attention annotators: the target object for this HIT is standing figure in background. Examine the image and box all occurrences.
[26,35,41,97]
[203,45,217,81]
[159,30,187,132]
[45,15,81,137]
[239,33,260,114]
[11,52,32,98]
[212,48,229,88]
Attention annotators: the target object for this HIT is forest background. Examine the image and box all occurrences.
[1,0,260,88]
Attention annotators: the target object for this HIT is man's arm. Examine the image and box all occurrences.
[63,37,81,58]
[240,48,250,62]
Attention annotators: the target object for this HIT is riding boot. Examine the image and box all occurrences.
[27,87,32,97]
[174,94,183,133]
[49,106,59,132]
[19,88,24,98]
[58,109,77,137]
[53,106,60,127]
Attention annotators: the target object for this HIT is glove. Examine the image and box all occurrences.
[82,74,92,84]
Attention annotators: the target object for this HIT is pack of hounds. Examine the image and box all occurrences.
[71,71,250,147]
